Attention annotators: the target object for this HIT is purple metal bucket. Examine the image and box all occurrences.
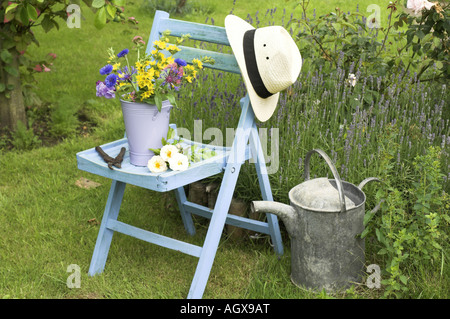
[120,99,173,166]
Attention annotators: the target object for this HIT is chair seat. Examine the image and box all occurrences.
[76,128,249,192]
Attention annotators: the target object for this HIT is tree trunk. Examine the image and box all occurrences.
[0,49,27,131]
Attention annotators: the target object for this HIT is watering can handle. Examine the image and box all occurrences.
[304,149,346,213]
[358,177,384,215]
[358,177,381,190]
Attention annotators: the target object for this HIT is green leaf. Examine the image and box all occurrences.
[363,211,375,226]
[0,83,5,93]
[94,7,107,29]
[340,21,357,31]
[149,148,160,155]
[331,23,341,32]
[106,4,116,19]
[17,6,29,25]
[112,0,126,6]
[0,50,13,64]
[4,65,19,77]
[167,127,176,140]
[154,93,162,112]
[167,94,177,107]
[41,15,54,33]
[360,228,369,239]
[375,228,386,245]
[26,4,38,21]
[5,3,20,14]
[92,0,106,9]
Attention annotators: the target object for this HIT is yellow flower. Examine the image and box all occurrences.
[143,77,152,88]
[113,63,120,71]
[192,58,203,69]
[167,45,180,54]
[154,40,166,50]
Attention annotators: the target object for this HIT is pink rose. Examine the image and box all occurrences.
[42,65,51,72]
[406,0,435,16]
[34,65,42,72]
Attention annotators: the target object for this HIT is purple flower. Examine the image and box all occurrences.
[99,64,113,75]
[96,81,115,99]
[160,63,183,89]
[117,66,137,82]
[117,49,129,58]
[175,58,187,66]
[105,73,118,88]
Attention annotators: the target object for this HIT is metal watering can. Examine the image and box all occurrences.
[252,149,381,292]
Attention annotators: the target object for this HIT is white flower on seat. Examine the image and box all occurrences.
[168,152,189,171]
[160,144,179,162]
[148,155,168,173]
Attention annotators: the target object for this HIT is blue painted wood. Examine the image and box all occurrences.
[174,186,196,236]
[174,46,240,74]
[183,201,271,235]
[187,95,255,299]
[77,10,284,299]
[147,10,170,54]
[159,18,231,45]
[248,123,284,256]
[88,180,126,276]
[77,138,233,192]
[107,220,202,257]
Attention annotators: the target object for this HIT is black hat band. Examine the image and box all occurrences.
[243,29,273,99]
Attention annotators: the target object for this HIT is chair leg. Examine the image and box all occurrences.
[187,161,243,299]
[174,186,196,236]
[249,125,284,256]
[88,180,126,276]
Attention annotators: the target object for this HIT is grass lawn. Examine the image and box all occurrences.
[1,0,448,300]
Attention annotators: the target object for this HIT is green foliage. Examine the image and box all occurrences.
[10,120,40,150]
[364,144,449,297]
[395,1,450,82]
[289,0,449,86]
[0,0,133,100]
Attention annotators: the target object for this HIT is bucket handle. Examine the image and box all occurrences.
[304,149,346,213]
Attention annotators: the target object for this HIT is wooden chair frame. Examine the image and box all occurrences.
[76,10,283,299]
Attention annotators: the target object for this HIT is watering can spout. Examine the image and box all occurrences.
[251,201,297,236]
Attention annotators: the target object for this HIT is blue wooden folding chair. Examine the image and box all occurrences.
[76,10,283,299]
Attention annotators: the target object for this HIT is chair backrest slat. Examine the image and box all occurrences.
[174,46,240,74]
[147,10,240,75]
[160,19,231,45]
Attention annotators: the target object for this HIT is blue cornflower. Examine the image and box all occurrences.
[174,58,187,66]
[99,64,113,75]
[117,49,129,58]
[105,73,118,88]
[117,66,137,81]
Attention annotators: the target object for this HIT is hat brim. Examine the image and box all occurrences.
[225,15,280,122]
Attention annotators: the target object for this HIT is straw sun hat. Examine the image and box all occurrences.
[225,15,302,122]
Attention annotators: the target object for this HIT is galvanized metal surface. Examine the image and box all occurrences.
[252,149,381,292]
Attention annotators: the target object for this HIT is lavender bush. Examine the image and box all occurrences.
[170,3,449,297]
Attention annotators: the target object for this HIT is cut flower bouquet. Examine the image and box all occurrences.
[96,32,214,111]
